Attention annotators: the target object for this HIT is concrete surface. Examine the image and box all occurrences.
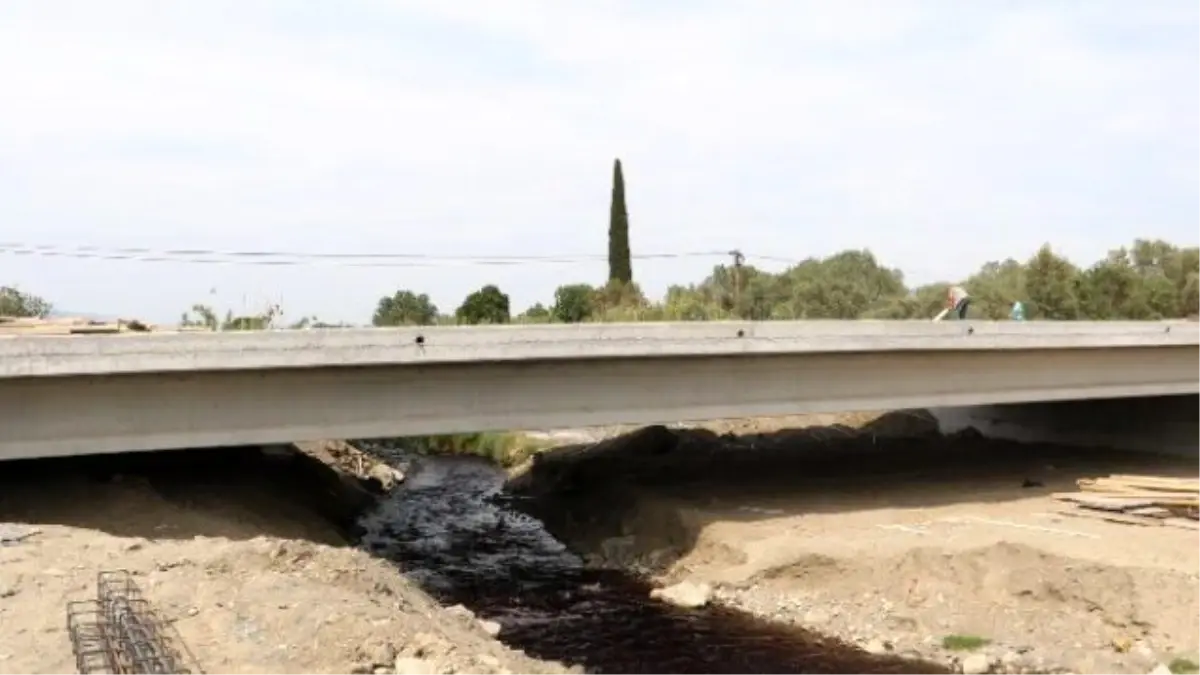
[1,326,1196,459]
[2,320,1196,378]
[932,394,1200,457]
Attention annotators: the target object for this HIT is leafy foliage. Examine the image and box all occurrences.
[0,286,53,318]
[180,303,283,331]
[520,239,1197,323]
[18,239,1199,332]
[456,284,511,325]
[373,290,438,326]
[552,284,595,323]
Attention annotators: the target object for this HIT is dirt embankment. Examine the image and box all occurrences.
[511,411,1200,675]
[0,443,570,675]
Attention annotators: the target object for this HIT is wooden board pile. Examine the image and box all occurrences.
[1054,474,1199,530]
[0,316,155,335]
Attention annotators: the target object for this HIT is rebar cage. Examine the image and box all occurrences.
[66,570,194,674]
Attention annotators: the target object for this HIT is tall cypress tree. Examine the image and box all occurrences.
[608,158,633,283]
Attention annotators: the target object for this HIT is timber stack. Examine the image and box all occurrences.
[1054,474,1200,530]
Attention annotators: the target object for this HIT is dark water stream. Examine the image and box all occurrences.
[357,450,940,674]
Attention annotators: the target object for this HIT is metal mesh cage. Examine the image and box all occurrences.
[66,570,195,674]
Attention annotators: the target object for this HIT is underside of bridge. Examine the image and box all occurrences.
[932,394,1199,457]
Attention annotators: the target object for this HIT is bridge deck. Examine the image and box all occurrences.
[2,320,1196,378]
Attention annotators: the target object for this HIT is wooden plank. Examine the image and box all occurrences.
[1163,518,1200,531]
[1078,478,1198,495]
[1053,494,1161,510]
[1126,506,1177,519]
[1106,474,1200,489]
[1071,488,1198,506]
[1055,509,1158,527]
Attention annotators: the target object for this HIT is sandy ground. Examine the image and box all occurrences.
[515,413,1200,675]
[2,411,1196,675]
[0,446,570,675]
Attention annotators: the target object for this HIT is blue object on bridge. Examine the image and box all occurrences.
[1010,301,1026,321]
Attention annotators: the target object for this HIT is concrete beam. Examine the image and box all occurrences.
[2,320,1195,378]
[932,395,1200,457]
[1,345,1195,460]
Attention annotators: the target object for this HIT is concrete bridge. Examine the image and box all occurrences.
[0,320,1196,461]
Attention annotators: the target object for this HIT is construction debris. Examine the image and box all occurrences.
[1053,474,1200,529]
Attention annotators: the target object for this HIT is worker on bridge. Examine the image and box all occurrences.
[947,285,971,319]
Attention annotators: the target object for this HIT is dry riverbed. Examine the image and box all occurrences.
[512,412,1200,675]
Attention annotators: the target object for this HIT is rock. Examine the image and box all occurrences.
[374,667,392,675]
[394,656,439,675]
[864,639,890,655]
[0,586,17,599]
[363,641,397,667]
[961,653,992,675]
[349,664,372,674]
[650,581,713,609]
[446,604,476,621]
[367,464,406,491]
[802,608,830,625]
[403,632,452,659]
[1148,665,1172,675]
[475,655,501,668]
[1134,642,1156,660]
[478,619,502,638]
[185,607,199,617]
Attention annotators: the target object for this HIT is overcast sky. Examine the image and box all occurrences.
[2,0,1197,323]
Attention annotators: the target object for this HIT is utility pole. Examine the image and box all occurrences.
[730,249,745,318]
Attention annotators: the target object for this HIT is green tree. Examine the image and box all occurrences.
[181,303,219,330]
[0,286,53,318]
[223,303,282,331]
[1077,249,1154,319]
[592,279,648,319]
[373,290,438,326]
[608,158,633,284]
[1024,244,1081,319]
[862,283,948,319]
[782,250,907,319]
[1183,272,1199,318]
[963,259,1027,319]
[456,285,511,325]
[552,283,595,323]
[180,302,281,331]
[516,303,552,323]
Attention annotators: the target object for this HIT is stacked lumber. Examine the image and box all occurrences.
[1054,474,1199,530]
[0,316,156,335]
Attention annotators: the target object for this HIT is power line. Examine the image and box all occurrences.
[0,243,734,268]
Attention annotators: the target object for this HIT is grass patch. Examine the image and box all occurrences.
[1170,658,1200,675]
[941,634,991,652]
[405,432,552,468]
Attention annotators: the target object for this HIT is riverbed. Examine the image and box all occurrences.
[357,447,941,674]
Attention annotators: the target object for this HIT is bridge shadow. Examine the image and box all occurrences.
[0,445,371,544]
[509,409,1198,576]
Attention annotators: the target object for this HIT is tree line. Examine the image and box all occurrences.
[3,239,1197,328]
[368,238,1199,326]
[2,161,1196,326]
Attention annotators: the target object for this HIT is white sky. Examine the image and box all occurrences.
[1,0,1197,322]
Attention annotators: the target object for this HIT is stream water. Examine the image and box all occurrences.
[356,450,938,674]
